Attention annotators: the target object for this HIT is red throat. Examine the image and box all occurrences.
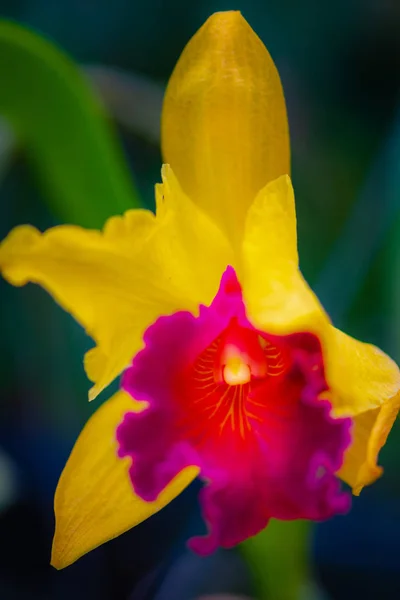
[178,317,291,443]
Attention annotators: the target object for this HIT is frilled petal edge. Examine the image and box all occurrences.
[0,166,233,400]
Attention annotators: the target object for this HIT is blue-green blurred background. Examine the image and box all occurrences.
[0,1,400,598]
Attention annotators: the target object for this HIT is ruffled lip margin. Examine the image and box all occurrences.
[117,266,352,554]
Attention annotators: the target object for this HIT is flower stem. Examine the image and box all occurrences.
[239,520,312,600]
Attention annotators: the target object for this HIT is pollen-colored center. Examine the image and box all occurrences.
[223,358,251,386]
[177,317,289,442]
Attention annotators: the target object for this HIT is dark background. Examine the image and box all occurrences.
[0,1,400,598]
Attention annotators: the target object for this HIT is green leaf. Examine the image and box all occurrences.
[0,20,141,227]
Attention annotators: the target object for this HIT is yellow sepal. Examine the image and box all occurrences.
[51,390,199,569]
[162,11,290,244]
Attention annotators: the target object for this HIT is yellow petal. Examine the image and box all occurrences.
[326,327,400,416]
[162,11,289,244]
[51,390,199,569]
[0,166,233,399]
[241,175,328,335]
[338,391,400,494]
[154,165,234,296]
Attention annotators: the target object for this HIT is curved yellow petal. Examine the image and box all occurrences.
[326,327,400,417]
[240,173,400,493]
[0,166,233,399]
[162,11,289,244]
[51,390,199,569]
[241,175,328,335]
[155,165,234,296]
[338,391,400,494]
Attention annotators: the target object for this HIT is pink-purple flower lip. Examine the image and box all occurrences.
[117,267,352,554]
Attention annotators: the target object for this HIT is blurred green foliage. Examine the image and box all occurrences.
[0,20,140,228]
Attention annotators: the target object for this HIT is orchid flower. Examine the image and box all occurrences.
[1,11,400,569]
